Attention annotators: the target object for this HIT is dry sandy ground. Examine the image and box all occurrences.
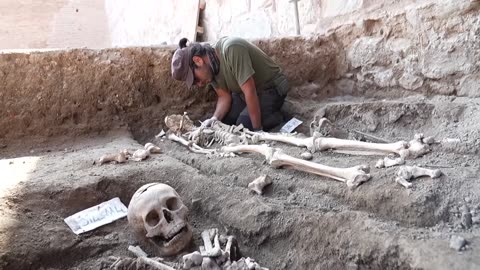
[0,96,479,270]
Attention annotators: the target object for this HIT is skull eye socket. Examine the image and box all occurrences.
[166,197,180,210]
[146,210,160,226]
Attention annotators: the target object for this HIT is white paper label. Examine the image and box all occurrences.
[280,117,303,133]
[64,197,128,234]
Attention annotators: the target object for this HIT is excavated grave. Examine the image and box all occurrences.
[1,97,479,270]
[1,1,480,268]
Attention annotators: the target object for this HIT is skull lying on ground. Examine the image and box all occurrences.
[127,183,193,256]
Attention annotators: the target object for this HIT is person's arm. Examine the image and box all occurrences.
[226,44,262,130]
[212,87,232,121]
[240,77,262,130]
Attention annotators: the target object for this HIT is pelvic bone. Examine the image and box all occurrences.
[164,113,195,134]
[127,183,192,256]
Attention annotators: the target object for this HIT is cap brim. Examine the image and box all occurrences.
[186,67,194,89]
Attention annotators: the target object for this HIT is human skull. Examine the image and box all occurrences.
[127,183,193,256]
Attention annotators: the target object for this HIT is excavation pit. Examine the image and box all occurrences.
[2,1,480,268]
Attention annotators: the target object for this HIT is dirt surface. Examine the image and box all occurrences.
[1,96,479,270]
[1,1,480,269]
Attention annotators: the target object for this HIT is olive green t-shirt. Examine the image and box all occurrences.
[210,37,281,93]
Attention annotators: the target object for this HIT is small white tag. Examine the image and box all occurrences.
[64,197,128,234]
[280,117,303,133]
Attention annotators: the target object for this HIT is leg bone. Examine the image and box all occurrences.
[131,149,150,161]
[145,142,161,154]
[375,157,405,168]
[98,152,127,165]
[249,131,408,155]
[395,166,442,188]
[398,166,442,179]
[400,134,431,159]
[248,175,272,195]
[222,144,371,188]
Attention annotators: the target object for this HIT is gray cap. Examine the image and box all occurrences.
[171,47,194,88]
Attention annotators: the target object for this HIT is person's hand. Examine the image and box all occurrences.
[200,116,218,128]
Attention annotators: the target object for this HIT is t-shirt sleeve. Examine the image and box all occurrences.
[225,44,255,87]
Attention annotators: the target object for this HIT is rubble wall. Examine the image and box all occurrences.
[255,0,480,100]
[1,0,479,140]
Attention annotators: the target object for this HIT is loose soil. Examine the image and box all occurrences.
[1,96,479,270]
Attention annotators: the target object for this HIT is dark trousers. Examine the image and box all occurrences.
[222,86,286,131]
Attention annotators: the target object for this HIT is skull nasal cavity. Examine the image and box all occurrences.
[163,209,173,223]
[146,211,160,226]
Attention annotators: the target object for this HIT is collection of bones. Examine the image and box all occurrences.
[160,113,443,190]
[98,113,444,269]
[115,182,268,270]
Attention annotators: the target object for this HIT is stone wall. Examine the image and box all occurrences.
[322,0,480,99]
[0,0,200,50]
[0,0,430,50]
[202,0,414,40]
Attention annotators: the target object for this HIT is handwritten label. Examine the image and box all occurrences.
[64,197,128,234]
[280,117,303,133]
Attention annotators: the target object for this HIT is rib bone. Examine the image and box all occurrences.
[222,144,371,188]
[167,133,216,155]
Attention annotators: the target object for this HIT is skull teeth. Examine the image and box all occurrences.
[150,224,188,246]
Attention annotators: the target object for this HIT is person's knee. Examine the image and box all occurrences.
[262,111,284,131]
[236,115,253,131]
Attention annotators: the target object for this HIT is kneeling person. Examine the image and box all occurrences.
[171,36,289,131]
